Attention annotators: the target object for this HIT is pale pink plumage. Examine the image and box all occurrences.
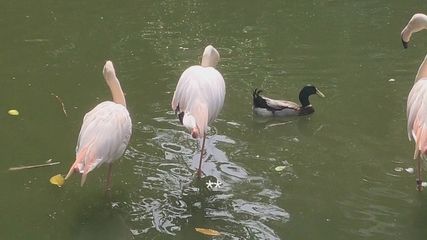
[402,13,427,190]
[407,79,427,158]
[66,61,132,187]
[171,45,225,177]
[171,45,225,138]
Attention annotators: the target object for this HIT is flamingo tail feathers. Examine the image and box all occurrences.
[65,146,98,186]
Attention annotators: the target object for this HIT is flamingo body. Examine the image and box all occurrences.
[66,61,132,187]
[407,78,427,157]
[402,13,427,190]
[171,45,225,177]
[73,101,132,174]
[171,45,225,138]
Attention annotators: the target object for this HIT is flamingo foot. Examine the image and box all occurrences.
[195,168,206,179]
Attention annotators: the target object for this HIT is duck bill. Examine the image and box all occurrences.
[316,89,325,98]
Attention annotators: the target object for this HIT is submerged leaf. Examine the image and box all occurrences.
[50,174,65,187]
[195,227,221,236]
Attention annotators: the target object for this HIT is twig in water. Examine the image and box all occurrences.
[8,162,60,171]
[51,93,68,117]
[264,121,292,129]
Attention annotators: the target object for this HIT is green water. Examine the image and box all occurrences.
[1,0,427,239]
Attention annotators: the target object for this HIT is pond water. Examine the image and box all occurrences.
[1,0,427,239]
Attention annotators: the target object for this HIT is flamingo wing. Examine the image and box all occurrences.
[407,78,427,157]
[172,65,225,135]
[72,101,132,176]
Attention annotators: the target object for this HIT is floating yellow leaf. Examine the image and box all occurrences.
[195,227,221,236]
[50,174,65,187]
[8,109,19,116]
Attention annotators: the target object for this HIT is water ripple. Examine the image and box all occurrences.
[125,122,289,238]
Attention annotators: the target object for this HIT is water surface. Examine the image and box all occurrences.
[1,0,427,239]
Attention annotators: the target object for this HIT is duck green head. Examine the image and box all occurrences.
[299,85,325,107]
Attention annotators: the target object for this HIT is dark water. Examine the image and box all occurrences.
[1,0,427,239]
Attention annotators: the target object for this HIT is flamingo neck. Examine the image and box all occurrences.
[403,14,427,82]
[107,77,126,107]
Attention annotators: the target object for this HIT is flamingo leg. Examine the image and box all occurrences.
[417,156,423,191]
[106,163,113,192]
[197,134,206,178]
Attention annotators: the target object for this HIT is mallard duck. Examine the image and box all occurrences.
[252,85,325,117]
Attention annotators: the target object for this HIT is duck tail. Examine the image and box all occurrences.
[252,88,264,108]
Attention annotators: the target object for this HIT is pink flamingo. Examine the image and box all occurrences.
[65,61,132,190]
[402,13,427,191]
[171,45,226,178]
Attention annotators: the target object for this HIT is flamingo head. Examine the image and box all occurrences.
[401,14,427,49]
[201,45,220,67]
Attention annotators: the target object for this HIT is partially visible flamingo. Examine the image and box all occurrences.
[401,13,427,191]
[65,61,132,190]
[171,45,226,178]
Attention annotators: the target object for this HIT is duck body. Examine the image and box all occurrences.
[252,85,324,117]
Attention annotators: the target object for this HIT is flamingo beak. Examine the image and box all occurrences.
[316,89,325,98]
[402,37,408,49]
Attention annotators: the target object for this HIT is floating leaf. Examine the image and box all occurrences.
[195,227,221,236]
[275,166,286,172]
[8,109,19,116]
[50,174,65,187]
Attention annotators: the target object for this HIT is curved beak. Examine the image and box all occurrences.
[402,37,408,49]
[316,89,325,98]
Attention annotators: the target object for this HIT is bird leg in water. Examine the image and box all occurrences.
[416,157,423,191]
[197,134,207,178]
[106,163,113,193]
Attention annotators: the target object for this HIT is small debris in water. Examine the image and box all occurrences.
[405,168,414,174]
[195,227,221,236]
[9,161,60,171]
[388,78,396,82]
[226,121,240,126]
[394,167,403,172]
[275,166,287,172]
[8,109,19,116]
